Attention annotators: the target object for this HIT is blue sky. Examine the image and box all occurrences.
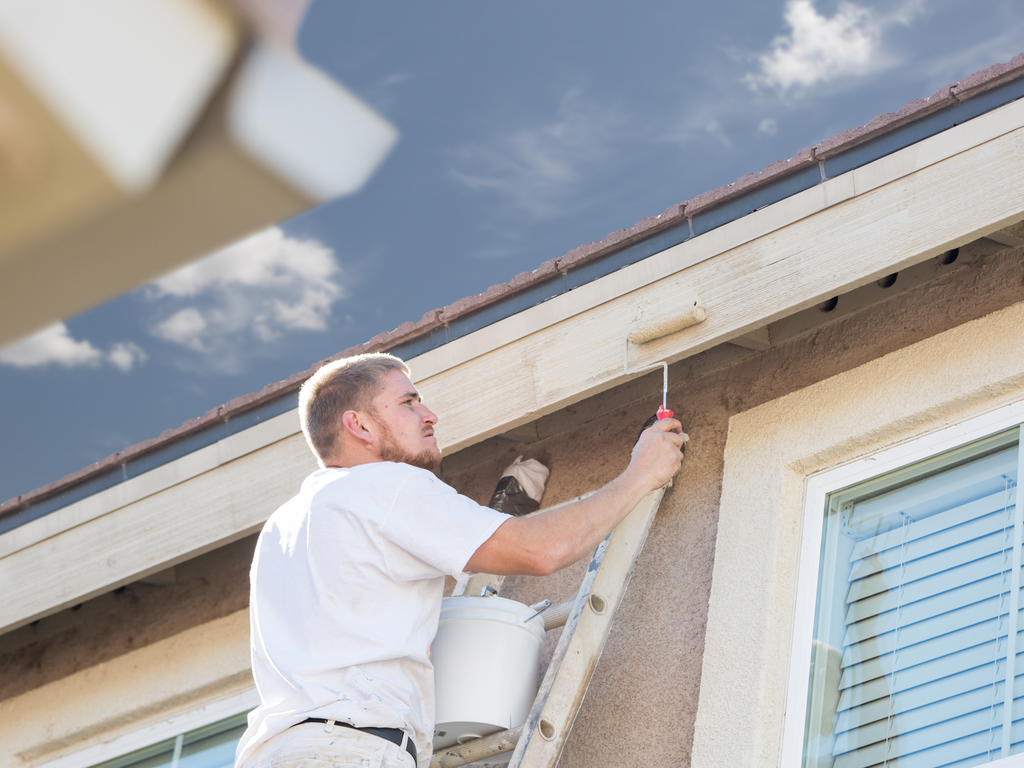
[1,0,1022,503]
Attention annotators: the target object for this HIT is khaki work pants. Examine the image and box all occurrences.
[240,722,417,768]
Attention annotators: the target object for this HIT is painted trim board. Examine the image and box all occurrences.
[411,93,1024,381]
[0,434,317,633]
[38,688,259,768]
[0,409,300,559]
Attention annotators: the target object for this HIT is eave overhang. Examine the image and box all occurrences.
[4,68,1024,635]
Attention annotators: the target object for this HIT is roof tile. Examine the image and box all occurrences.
[952,52,1024,101]
[117,407,221,463]
[815,83,958,159]
[440,285,512,323]
[557,201,688,272]
[15,453,121,508]
[367,308,443,347]
[684,147,818,215]
[508,257,561,290]
[436,257,565,323]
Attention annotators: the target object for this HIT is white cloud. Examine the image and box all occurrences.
[745,0,923,93]
[146,227,346,372]
[449,90,630,221]
[0,323,103,368]
[749,0,879,91]
[759,117,779,136]
[152,308,208,351]
[151,227,338,299]
[108,342,148,372]
[0,322,145,371]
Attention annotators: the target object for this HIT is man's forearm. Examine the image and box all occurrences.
[464,419,685,577]
[466,470,653,576]
[526,469,655,572]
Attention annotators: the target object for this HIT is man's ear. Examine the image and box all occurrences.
[342,409,374,446]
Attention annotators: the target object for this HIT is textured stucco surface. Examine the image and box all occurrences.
[691,299,1024,768]
[2,247,1023,768]
[0,534,256,703]
[0,609,251,767]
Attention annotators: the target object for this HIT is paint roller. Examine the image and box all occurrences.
[625,300,704,482]
[627,298,706,346]
[624,298,705,421]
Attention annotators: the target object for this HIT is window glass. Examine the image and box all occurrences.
[178,719,247,768]
[92,715,247,768]
[804,428,1023,768]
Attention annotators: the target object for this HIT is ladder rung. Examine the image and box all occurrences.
[430,726,523,768]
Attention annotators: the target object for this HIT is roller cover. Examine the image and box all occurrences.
[627,300,706,344]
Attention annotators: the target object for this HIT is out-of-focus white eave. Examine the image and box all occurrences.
[228,43,399,202]
[0,0,238,193]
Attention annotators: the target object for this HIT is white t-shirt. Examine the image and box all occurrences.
[235,462,510,768]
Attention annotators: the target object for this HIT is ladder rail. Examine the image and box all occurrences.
[510,487,666,768]
[431,726,525,768]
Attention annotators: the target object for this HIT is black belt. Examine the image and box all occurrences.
[295,718,417,763]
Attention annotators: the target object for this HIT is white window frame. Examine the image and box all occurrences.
[781,398,1024,768]
[39,687,259,768]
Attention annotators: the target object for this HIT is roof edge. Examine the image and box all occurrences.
[4,52,1024,519]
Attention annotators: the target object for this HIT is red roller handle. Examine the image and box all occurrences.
[657,405,673,420]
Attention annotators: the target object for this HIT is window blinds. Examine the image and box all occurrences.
[806,445,1022,768]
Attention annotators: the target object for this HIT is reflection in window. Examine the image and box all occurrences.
[804,429,1023,768]
[93,715,247,768]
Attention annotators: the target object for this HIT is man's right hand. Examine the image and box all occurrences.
[626,417,688,492]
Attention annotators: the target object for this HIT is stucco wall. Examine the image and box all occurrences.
[0,534,256,704]
[691,285,1024,767]
[0,610,252,767]
[1,245,1022,768]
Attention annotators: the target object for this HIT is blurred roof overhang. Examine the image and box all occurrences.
[0,0,397,348]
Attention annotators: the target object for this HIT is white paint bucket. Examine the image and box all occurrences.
[432,595,545,754]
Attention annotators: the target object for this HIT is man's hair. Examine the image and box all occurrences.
[299,352,410,464]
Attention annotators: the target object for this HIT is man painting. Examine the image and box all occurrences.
[236,353,686,768]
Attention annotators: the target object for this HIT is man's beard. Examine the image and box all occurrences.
[376,419,442,471]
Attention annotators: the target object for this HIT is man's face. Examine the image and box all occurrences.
[368,370,441,470]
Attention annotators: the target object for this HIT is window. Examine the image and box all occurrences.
[91,715,247,768]
[791,414,1024,768]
